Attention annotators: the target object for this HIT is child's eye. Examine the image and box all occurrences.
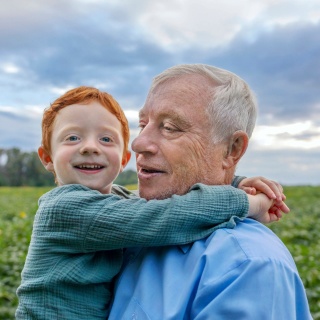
[67,135,79,141]
[101,137,112,143]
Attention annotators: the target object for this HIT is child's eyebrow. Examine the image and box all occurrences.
[56,125,81,134]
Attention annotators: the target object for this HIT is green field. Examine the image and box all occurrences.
[0,186,319,319]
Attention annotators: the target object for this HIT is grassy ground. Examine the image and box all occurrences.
[0,186,319,319]
[269,186,320,318]
[0,187,52,318]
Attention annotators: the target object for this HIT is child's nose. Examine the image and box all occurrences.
[79,140,100,155]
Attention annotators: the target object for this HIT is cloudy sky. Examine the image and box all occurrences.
[0,0,319,185]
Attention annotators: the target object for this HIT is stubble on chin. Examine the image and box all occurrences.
[138,179,193,201]
[138,186,175,201]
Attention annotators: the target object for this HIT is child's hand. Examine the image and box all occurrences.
[238,176,285,202]
[241,177,290,223]
[247,193,289,223]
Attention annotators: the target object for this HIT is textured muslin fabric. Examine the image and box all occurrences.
[16,183,248,319]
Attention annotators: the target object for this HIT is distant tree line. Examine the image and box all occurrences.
[114,169,138,186]
[0,148,54,186]
[0,148,137,187]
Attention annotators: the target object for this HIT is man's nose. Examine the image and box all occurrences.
[131,125,158,154]
[80,139,100,155]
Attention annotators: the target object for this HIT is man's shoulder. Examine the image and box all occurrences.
[206,218,295,265]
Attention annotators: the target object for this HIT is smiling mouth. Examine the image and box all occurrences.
[74,164,105,170]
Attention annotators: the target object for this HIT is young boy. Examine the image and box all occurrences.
[16,86,288,319]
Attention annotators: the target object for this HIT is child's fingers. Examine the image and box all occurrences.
[268,212,280,222]
[269,206,282,218]
[246,179,277,199]
[242,187,257,195]
[259,178,283,201]
[274,201,290,213]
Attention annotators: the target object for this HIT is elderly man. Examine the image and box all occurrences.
[109,64,311,319]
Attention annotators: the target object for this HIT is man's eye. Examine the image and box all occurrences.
[164,126,174,131]
[163,124,177,132]
[138,124,146,132]
[67,136,79,141]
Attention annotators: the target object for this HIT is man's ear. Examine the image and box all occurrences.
[222,131,248,170]
[120,151,131,172]
[38,146,54,172]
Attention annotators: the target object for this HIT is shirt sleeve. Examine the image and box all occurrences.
[191,257,312,319]
[231,175,246,188]
[39,183,249,252]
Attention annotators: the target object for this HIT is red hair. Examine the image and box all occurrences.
[41,86,130,160]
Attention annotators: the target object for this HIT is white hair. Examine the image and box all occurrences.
[149,63,258,143]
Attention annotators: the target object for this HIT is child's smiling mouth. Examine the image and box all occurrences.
[74,163,105,171]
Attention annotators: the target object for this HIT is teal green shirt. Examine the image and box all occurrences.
[16,183,248,319]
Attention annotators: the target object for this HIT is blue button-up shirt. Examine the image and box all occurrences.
[109,218,312,319]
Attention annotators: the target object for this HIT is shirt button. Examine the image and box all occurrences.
[131,313,137,319]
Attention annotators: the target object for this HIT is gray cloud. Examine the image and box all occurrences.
[237,147,320,185]
[277,130,320,141]
[202,22,320,124]
[2,8,319,121]
[0,110,41,151]
[0,1,174,110]
[0,1,319,184]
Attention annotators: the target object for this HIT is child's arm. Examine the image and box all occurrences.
[38,183,249,252]
[114,176,289,223]
[38,179,286,253]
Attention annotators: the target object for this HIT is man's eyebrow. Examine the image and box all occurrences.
[138,109,145,119]
[165,113,189,126]
[138,109,191,127]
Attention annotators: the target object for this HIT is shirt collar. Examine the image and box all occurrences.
[178,244,193,254]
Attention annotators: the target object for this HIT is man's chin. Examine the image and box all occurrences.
[138,180,193,200]
[139,187,174,201]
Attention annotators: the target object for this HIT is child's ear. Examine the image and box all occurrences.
[38,146,55,172]
[120,151,131,172]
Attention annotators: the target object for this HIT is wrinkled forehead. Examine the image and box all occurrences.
[140,74,214,118]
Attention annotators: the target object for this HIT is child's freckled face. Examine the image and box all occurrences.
[49,101,125,194]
